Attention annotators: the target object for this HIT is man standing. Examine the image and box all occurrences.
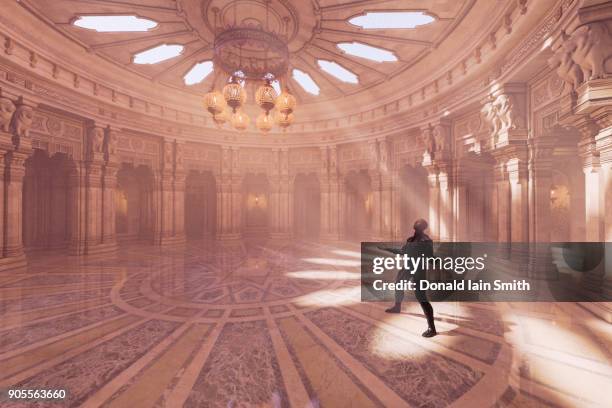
[380,219,437,337]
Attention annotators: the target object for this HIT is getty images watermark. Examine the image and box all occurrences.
[371,252,530,291]
[360,242,612,302]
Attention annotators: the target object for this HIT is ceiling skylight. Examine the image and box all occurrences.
[184,61,214,85]
[73,15,158,32]
[336,42,397,62]
[292,69,320,95]
[348,11,435,29]
[317,60,358,84]
[133,44,184,64]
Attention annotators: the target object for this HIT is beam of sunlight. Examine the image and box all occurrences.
[286,270,359,280]
[294,286,361,308]
[331,249,362,258]
[301,257,361,267]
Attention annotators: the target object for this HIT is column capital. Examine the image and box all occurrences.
[9,96,37,153]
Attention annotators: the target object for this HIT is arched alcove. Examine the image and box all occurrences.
[293,173,320,239]
[550,154,584,242]
[185,170,217,240]
[343,170,372,240]
[22,150,77,250]
[116,164,155,242]
[455,153,496,242]
[243,173,269,238]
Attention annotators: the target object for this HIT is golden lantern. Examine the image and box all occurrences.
[276,89,296,116]
[204,90,226,116]
[255,79,277,114]
[276,112,294,131]
[256,112,273,133]
[212,109,228,127]
[223,76,246,112]
[231,110,250,131]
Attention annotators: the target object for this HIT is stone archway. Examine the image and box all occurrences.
[185,170,217,240]
[22,150,77,251]
[242,173,270,238]
[343,170,372,240]
[293,173,320,239]
[116,164,155,242]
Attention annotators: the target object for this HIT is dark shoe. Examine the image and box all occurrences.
[422,328,437,338]
[385,304,401,313]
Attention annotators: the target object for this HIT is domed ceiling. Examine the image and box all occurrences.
[24,0,484,110]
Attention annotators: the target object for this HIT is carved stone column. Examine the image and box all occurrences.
[425,170,440,240]
[324,146,341,241]
[507,152,529,273]
[367,140,381,240]
[421,120,452,241]
[527,137,557,278]
[319,146,330,239]
[231,147,242,238]
[380,174,393,240]
[494,160,511,259]
[437,164,452,242]
[271,148,291,240]
[173,142,186,243]
[390,169,402,240]
[577,118,604,242]
[84,123,106,253]
[378,138,393,240]
[155,140,175,245]
[1,96,34,267]
[216,147,241,241]
[453,163,469,242]
[68,162,87,255]
[101,127,119,248]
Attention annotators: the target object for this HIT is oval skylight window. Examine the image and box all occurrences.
[133,44,184,64]
[292,69,320,95]
[337,42,397,62]
[348,11,435,29]
[317,60,358,84]
[184,61,214,85]
[73,15,158,32]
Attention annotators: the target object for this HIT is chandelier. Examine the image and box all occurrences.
[203,7,296,134]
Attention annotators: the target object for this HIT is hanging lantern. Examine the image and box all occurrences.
[232,110,250,131]
[256,112,273,133]
[212,109,228,127]
[255,79,277,114]
[223,76,247,112]
[204,90,226,116]
[276,112,294,131]
[276,88,296,116]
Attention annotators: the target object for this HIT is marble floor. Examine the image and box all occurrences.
[0,241,610,408]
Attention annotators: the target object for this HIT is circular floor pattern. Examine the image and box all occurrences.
[0,242,609,407]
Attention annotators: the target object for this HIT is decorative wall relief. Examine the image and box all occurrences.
[549,20,612,89]
[0,96,15,132]
[11,103,33,139]
[87,125,105,160]
[481,92,525,147]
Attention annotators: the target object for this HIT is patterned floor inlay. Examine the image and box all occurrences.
[0,241,609,407]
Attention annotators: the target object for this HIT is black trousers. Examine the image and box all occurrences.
[394,268,435,329]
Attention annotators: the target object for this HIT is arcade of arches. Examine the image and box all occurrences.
[0,0,611,407]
